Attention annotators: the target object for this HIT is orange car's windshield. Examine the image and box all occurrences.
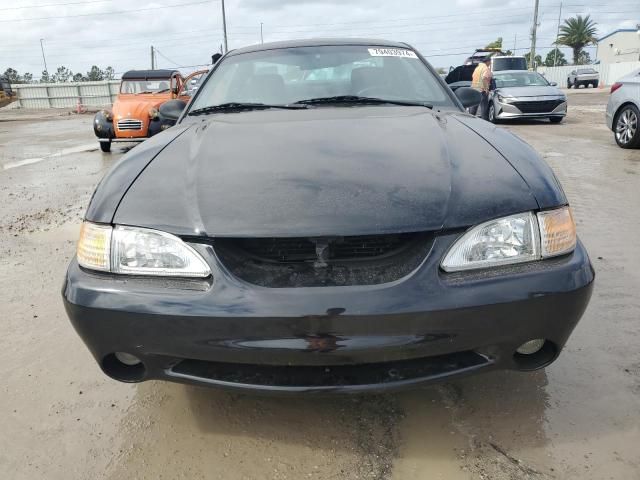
[120,79,172,94]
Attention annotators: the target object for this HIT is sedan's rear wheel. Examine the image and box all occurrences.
[614,105,640,149]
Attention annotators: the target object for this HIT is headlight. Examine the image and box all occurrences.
[77,222,210,278]
[101,109,113,121]
[441,207,576,272]
[497,94,513,103]
[148,107,159,119]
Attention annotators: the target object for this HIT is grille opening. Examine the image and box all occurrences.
[117,119,143,131]
[212,232,433,287]
[170,351,489,388]
[512,99,564,114]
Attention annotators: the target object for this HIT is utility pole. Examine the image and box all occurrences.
[221,0,228,53]
[529,0,540,70]
[514,33,517,53]
[260,22,264,44]
[554,2,563,66]
[39,38,48,75]
[150,46,155,69]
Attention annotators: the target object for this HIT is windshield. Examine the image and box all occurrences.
[578,69,597,74]
[190,45,455,110]
[120,79,173,94]
[492,57,527,72]
[494,71,549,88]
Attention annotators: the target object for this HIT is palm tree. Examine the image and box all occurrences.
[556,15,598,65]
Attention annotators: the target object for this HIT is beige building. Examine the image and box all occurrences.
[597,28,640,64]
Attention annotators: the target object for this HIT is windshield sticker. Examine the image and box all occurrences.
[368,48,418,58]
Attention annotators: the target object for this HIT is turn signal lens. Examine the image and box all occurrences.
[610,82,622,94]
[77,222,112,271]
[537,207,576,257]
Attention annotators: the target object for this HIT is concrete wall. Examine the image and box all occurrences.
[9,81,120,109]
[538,61,640,87]
[597,31,640,64]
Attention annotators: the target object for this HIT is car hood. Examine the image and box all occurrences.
[112,95,169,120]
[497,85,564,98]
[113,106,538,237]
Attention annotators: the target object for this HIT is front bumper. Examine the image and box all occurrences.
[495,99,567,120]
[62,234,594,394]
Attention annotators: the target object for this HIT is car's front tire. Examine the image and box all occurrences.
[593,81,599,89]
[567,79,572,89]
[99,141,111,153]
[549,117,563,124]
[614,104,640,148]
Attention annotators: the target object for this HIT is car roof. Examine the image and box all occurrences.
[228,38,411,56]
[121,69,180,80]
[493,70,538,74]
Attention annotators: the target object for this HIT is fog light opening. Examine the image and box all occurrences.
[103,353,146,382]
[115,351,142,366]
[513,340,557,371]
[516,339,545,355]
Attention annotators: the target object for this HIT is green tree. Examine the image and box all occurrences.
[485,37,503,49]
[40,70,51,83]
[73,73,86,82]
[52,66,73,83]
[557,15,597,65]
[524,52,542,69]
[544,48,568,67]
[3,68,20,82]
[22,73,33,83]
[86,65,104,81]
[103,66,115,80]
[576,50,592,65]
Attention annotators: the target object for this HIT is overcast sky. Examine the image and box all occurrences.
[0,0,637,79]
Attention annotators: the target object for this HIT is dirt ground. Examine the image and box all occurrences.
[1,89,639,480]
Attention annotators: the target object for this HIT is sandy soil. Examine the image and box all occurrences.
[0,91,639,479]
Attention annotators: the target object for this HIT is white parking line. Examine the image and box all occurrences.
[2,143,98,170]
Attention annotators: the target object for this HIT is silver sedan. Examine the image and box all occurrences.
[606,68,640,149]
[488,70,567,124]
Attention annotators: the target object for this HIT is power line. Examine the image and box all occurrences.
[154,48,182,67]
[0,0,214,23]
[1,0,110,11]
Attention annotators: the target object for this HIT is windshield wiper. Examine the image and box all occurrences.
[155,89,171,94]
[293,95,433,109]
[188,102,308,116]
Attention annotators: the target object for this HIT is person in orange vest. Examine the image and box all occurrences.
[470,57,493,119]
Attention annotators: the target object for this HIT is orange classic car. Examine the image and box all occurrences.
[94,69,207,152]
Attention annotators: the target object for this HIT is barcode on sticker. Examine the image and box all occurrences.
[368,48,418,58]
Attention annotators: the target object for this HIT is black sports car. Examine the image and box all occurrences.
[63,39,594,394]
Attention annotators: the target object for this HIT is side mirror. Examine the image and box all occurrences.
[455,87,481,109]
[549,81,558,86]
[159,99,187,121]
[212,53,222,64]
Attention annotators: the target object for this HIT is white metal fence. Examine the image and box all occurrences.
[8,80,120,109]
[7,61,640,109]
[538,61,640,87]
